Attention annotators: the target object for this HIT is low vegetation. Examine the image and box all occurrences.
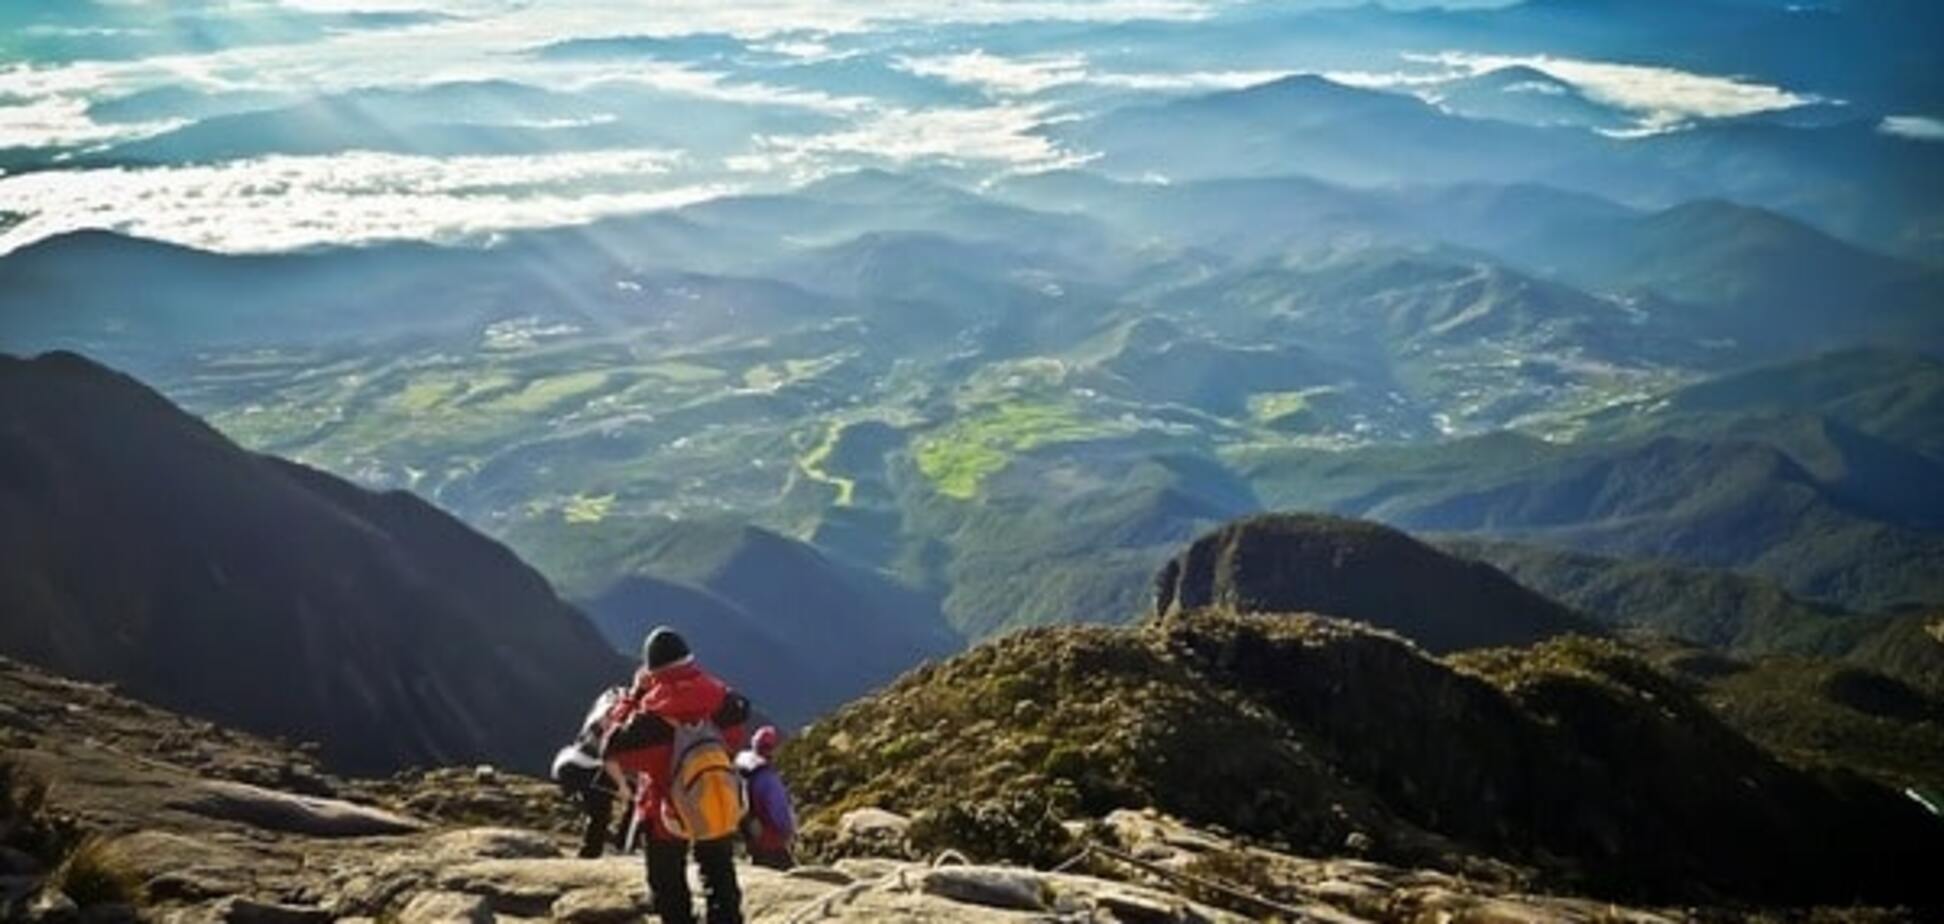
[781,610,1944,906]
[1,759,78,868]
[914,400,1122,500]
[2,760,145,913]
[1641,642,1944,796]
[48,837,145,909]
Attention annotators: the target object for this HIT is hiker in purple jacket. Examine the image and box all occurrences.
[735,725,797,869]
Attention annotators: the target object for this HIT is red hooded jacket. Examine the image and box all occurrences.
[601,659,750,839]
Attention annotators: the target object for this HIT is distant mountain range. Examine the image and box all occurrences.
[1238,349,1944,614]
[1052,73,1943,260]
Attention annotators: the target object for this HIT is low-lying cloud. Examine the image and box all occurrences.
[896,51,1089,96]
[1413,52,1815,130]
[896,49,1299,98]
[746,102,1088,172]
[0,92,186,149]
[0,149,731,255]
[1880,115,1944,142]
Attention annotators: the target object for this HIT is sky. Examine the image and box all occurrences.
[0,0,1879,256]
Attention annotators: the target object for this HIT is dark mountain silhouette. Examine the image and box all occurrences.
[567,519,961,729]
[0,351,626,773]
[1152,513,1598,652]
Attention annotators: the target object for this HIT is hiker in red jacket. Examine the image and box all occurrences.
[603,627,751,924]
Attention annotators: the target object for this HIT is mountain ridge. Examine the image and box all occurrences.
[0,350,626,773]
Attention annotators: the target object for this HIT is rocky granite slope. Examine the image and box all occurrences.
[0,654,1717,923]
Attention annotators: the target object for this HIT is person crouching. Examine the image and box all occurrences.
[551,685,632,858]
[736,725,798,870]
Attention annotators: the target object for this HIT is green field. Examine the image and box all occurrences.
[915,400,1124,500]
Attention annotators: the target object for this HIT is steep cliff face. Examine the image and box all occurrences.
[0,351,626,773]
[1153,513,1597,651]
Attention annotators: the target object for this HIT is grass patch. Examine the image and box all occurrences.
[479,371,612,415]
[562,492,616,524]
[2,760,144,911]
[639,361,726,384]
[394,377,459,414]
[1247,389,1311,421]
[50,837,144,908]
[914,401,1114,500]
[746,354,850,391]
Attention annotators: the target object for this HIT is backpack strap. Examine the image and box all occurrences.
[712,691,750,728]
[603,711,673,756]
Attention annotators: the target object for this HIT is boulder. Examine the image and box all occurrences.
[112,831,255,901]
[213,897,331,924]
[0,701,46,734]
[425,828,560,862]
[549,887,643,924]
[918,867,1049,911]
[1091,890,1186,924]
[144,868,252,904]
[432,858,641,917]
[833,808,911,856]
[395,891,491,924]
[171,782,423,837]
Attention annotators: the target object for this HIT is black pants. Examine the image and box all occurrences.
[645,836,742,924]
[560,764,620,859]
[577,784,616,859]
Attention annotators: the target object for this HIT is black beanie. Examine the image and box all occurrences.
[642,626,691,670]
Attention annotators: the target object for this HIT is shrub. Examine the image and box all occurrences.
[2,761,145,911]
[0,759,81,867]
[50,837,145,908]
[907,796,1076,868]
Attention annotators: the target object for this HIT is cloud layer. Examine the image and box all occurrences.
[0,0,1854,256]
[1412,52,1816,130]
[0,150,729,255]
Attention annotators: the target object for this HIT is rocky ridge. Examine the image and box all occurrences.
[1,654,1708,923]
[781,608,1944,910]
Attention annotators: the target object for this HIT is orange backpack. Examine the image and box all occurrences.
[659,720,747,840]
